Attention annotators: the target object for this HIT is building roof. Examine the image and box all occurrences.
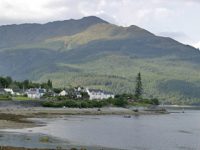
[27,88,46,94]
[13,89,24,93]
[88,89,114,95]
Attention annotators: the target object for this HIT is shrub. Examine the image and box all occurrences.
[151,98,159,105]
[113,98,128,107]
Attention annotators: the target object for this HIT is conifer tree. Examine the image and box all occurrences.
[47,79,52,89]
[134,72,143,99]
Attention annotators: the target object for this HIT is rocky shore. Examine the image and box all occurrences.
[0,146,52,150]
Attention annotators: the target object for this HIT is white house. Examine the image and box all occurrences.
[4,88,14,95]
[74,87,86,92]
[86,88,114,100]
[59,90,68,96]
[26,88,46,99]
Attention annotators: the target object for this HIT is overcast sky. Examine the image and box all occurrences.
[0,0,200,48]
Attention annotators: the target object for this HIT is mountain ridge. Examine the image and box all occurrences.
[0,16,108,49]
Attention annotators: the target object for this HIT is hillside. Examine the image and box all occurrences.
[0,16,200,104]
[0,16,108,49]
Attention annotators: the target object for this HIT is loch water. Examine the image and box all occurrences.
[1,110,200,150]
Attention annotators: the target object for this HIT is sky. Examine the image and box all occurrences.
[0,0,200,48]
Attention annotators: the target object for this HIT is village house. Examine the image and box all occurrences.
[26,88,46,99]
[86,88,115,100]
[4,88,14,95]
[74,91,82,98]
[74,87,86,92]
[0,88,23,96]
[0,88,25,96]
[74,87,86,98]
[59,90,68,96]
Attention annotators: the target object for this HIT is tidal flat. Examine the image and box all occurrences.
[1,107,199,150]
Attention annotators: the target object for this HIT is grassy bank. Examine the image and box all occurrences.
[0,95,12,101]
[12,96,35,101]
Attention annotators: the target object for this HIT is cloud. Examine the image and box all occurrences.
[0,0,197,26]
[159,32,187,38]
[194,41,200,49]
[0,0,65,24]
[0,0,184,25]
[159,31,191,42]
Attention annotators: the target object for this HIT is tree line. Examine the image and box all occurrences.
[0,76,52,89]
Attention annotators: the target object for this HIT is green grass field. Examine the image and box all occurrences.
[12,96,35,101]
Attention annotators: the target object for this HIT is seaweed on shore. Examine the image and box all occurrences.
[0,113,32,123]
[0,146,53,150]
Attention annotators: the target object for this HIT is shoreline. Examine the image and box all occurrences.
[0,107,167,129]
[0,107,167,150]
[0,147,52,150]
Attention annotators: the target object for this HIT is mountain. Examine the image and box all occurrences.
[0,16,108,48]
[0,16,200,104]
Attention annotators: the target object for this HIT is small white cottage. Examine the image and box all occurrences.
[4,88,14,95]
[59,90,68,96]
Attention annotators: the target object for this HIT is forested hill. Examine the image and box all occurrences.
[0,16,200,104]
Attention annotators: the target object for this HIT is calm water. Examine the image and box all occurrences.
[3,110,200,150]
